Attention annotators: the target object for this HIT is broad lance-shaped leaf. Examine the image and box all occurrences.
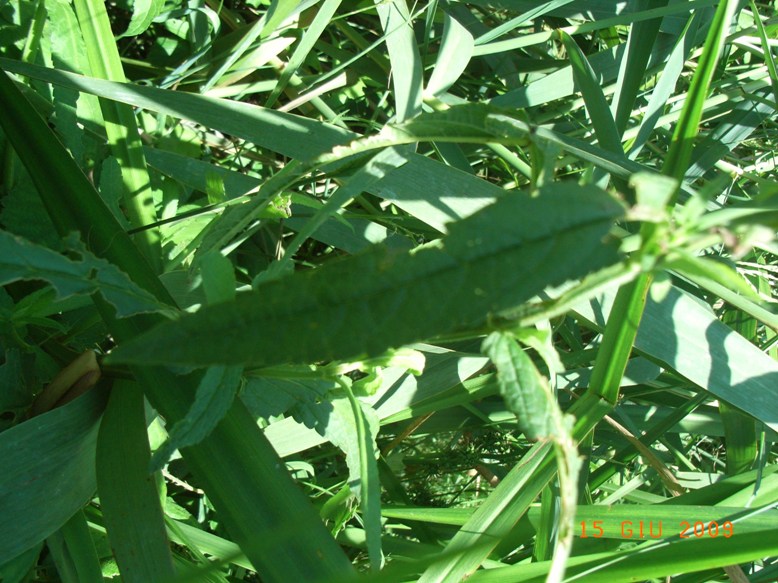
[0,229,167,318]
[482,331,555,440]
[108,183,624,366]
[118,0,165,38]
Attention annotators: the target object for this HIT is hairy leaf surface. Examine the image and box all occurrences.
[482,332,555,439]
[109,183,623,366]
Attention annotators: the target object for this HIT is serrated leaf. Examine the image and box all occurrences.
[149,365,244,473]
[0,229,167,318]
[241,376,334,420]
[482,331,555,439]
[118,0,165,38]
[108,182,624,366]
[47,0,89,74]
[294,393,380,499]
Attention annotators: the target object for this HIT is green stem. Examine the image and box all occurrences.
[588,271,653,404]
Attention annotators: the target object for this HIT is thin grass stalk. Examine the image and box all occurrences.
[662,0,739,183]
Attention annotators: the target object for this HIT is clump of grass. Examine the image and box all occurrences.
[0,1,776,582]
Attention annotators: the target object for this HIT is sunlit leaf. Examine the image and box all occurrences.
[109,183,624,366]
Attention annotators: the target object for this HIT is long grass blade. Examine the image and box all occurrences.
[73,0,162,270]
[96,380,176,582]
[663,0,740,182]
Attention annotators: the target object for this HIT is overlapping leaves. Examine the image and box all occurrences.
[109,182,624,367]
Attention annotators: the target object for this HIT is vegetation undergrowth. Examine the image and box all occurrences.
[0,1,777,582]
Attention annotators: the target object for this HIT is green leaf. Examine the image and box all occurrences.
[317,103,648,184]
[340,387,382,570]
[0,229,167,318]
[293,392,380,500]
[627,10,702,158]
[662,0,740,182]
[575,282,778,433]
[685,87,776,180]
[665,252,763,302]
[73,0,162,270]
[384,503,778,535]
[292,385,382,569]
[0,70,174,305]
[241,376,334,421]
[0,169,60,248]
[610,0,669,134]
[199,251,236,305]
[425,11,474,98]
[96,381,176,582]
[46,510,103,583]
[265,0,343,108]
[0,388,107,564]
[108,182,624,366]
[118,0,165,38]
[376,0,423,121]
[466,512,778,582]
[559,31,623,156]
[482,332,555,440]
[0,542,43,583]
[150,366,244,473]
[0,349,31,432]
[268,148,409,277]
[0,66,354,581]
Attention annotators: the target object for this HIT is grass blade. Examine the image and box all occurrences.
[376,0,423,121]
[425,10,473,98]
[46,510,103,583]
[73,0,162,270]
[610,0,669,134]
[0,389,107,564]
[265,0,342,108]
[575,282,778,433]
[96,380,176,582]
[663,0,740,182]
[467,510,778,582]
[559,31,624,156]
[628,11,702,158]
[342,381,383,571]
